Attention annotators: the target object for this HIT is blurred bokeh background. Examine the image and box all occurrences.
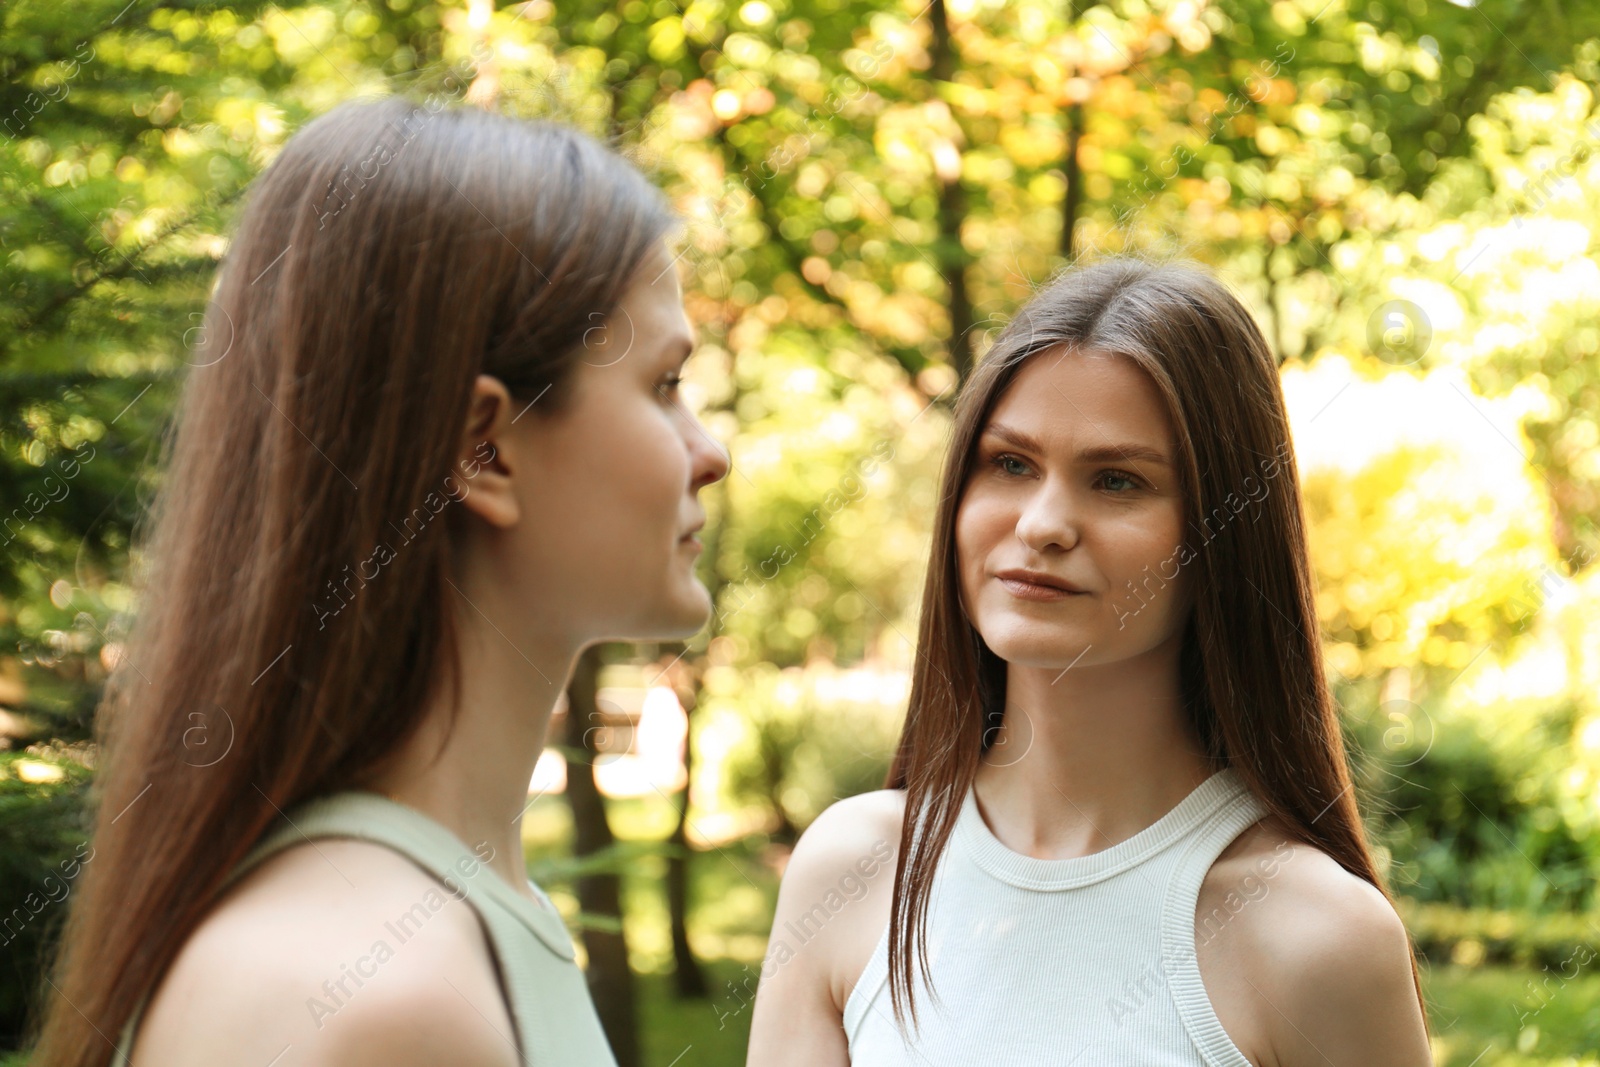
[2,0,1599,1062]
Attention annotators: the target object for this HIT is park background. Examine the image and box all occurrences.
[2,0,1600,1062]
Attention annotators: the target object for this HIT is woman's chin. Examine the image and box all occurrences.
[617,587,713,643]
[977,626,1097,671]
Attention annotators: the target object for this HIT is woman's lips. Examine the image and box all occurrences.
[997,576,1085,601]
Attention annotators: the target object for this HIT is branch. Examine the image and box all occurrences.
[675,29,940,393]
[10,184,248,341]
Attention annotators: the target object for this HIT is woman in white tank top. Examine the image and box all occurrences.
[747,259,1433,1066]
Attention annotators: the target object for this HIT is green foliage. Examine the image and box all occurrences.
[704,659,901,833]
[3,0,1600,1056]
[1402,899,1600,972]
[1351,689,1599,913]
[0,749,92,1048]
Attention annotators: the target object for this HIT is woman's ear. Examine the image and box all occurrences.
[452,374,520,530]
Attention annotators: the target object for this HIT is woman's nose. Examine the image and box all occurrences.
[687,415,730,490]
[1013,478,1080,552]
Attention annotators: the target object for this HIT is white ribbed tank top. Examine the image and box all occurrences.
[844,768,1267,1065]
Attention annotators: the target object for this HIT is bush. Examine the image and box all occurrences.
[0,747,94,1052]
[1400,898,1600,972]
[1349,689,1599,913]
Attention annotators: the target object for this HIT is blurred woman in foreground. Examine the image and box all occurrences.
[34,97,726,1067]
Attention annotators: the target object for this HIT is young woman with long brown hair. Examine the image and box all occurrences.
[30,96,727,1067]
[748,259,1433,1065]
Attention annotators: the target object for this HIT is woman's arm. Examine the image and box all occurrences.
[1268,882,1433,1066]
[746,790,902,1066]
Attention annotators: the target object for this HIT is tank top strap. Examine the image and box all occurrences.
[1158,779,1270,1067]
[226,789,577,960]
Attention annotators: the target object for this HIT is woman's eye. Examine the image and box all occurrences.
[986,454,1141,491]
[991,453,1029,477]
[1101,470,1141,491]
[657,373,683,397]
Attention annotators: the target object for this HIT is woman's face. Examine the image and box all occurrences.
[955,346,1192,672]
[510,240,729,646]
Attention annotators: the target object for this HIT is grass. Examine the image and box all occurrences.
[1423,959,1600,1066]
[637,963,760,1067]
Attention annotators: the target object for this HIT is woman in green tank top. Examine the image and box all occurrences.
[31,96,727,1067]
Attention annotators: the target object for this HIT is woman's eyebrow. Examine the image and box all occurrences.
[982,422,1171,466]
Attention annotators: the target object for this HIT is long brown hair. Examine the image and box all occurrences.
[30,96,673,1067]
[883,257,1429,1032]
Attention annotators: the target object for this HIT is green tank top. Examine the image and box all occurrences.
[110,789,618,1067]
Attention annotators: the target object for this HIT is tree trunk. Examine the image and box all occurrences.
[929,0,975,384]
[763,732,800,844]
[665,655,708,997]
[563,644,638,1067]
[1061,0,1099,261]
[1061,100,1085,260]
[664,465,739,997]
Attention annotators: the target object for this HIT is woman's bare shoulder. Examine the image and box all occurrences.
[777,789,905,1010]
[1202,815,1404,944]
[1198,817,1430,1066]
[781,789,905,904]
[747,788,906,1065]
[130,838,519,1067]
[796,788,907,859]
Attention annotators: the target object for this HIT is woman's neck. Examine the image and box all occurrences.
[355,582,579,898]
[971,637,1223,861]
